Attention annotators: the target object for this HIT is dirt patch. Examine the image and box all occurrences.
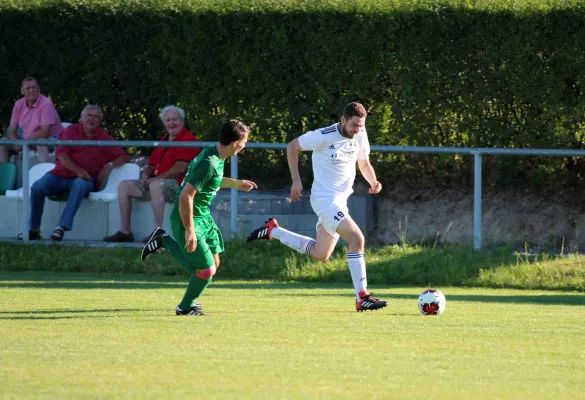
[369,187,585,250]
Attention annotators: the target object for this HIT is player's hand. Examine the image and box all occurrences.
[369,181,382,195]
[236,179,257,192]
[185,229,197,253]
[77,169,91,181]
[290,181,303,202]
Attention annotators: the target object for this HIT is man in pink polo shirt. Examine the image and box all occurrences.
[19,105,129,241]
[0,77,63,163]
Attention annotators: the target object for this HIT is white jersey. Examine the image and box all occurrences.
[298,123,370,198]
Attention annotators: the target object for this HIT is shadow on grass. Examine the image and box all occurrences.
[0,308,146,314]
[1,273,583,306]
[0,273,343,290]
[388,293,585,306]
[270,291,585,306]
[0,308,159,320]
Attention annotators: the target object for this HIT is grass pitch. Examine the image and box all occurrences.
[1,272,584,399]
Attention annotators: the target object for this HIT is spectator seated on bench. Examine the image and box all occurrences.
[104,105,200,243]
[0,77,62,164]
[18,104,128,241]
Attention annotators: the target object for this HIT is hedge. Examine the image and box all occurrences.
[1,0,585,192]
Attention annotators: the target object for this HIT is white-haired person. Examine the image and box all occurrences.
[104,105,200,243]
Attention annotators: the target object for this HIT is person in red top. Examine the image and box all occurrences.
[104,105,200,243]
[19,105,128,241]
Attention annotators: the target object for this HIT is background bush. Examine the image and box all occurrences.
[1,0,585,193]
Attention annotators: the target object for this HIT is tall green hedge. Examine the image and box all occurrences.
[2,0,585,192]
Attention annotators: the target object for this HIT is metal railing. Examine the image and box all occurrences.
[4,138,585,249]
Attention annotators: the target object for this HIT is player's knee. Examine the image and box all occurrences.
[348,231,365,251]
[195,265,216,280]
[311,250,331,262]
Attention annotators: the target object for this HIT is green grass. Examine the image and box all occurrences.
[1,272,584,399]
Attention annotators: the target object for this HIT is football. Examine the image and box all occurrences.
[418,288,446,315]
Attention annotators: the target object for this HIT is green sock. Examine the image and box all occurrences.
[179,274,212,310]
[162,235,194,272]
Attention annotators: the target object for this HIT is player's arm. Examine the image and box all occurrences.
[220,177,258,191]
[287,138,304,201]
[179,183,198,252]
[357,159,382,195]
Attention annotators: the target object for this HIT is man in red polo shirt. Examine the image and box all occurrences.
[19,105,128,241]
[104,105,200,243]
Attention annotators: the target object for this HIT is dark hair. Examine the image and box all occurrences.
[21,76,39,87]
[219,119,250,145]
[342,102,367,119]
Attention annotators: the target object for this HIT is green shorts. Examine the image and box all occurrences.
[170,215,224,272]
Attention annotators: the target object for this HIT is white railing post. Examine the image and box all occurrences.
[21,145,30,242]
[230,155,238,238]
[473,152,482,250]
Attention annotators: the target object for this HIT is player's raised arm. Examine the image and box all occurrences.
[287,138,304,201]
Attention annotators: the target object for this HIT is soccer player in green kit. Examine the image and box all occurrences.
[141,119,256,316]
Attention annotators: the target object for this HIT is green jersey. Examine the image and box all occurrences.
[170,145,224,222]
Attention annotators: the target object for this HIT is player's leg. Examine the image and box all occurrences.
[247,217,321,256]
[336,215,387,312]
[176,217,224,315]
[308,223,339,261]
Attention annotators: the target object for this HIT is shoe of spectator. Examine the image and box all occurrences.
[104,231,135,242]
[17,230,42,241]
[51,226,66,241]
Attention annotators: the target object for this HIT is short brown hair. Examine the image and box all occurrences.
[342,102,367,119]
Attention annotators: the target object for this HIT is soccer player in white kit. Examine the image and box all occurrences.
[247,102,387,311]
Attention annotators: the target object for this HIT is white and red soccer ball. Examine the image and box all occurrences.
[418,288,446,315]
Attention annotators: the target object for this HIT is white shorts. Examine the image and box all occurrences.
[310,195,350,239]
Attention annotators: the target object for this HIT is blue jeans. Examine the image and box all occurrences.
[30,173,96,230]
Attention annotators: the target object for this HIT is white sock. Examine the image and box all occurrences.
[347,253,367,300]
[271,227,315,255]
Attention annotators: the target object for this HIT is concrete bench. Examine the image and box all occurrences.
[0,190,373,242]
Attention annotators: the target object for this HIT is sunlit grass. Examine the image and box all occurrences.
[0,272,584,399]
